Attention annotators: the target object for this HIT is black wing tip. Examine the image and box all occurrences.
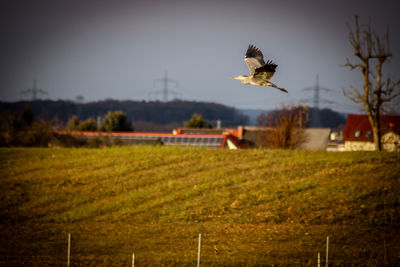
[256,60,278,73]
[265,60,277,66]
[248,44,257,49]
[245,44,263,58]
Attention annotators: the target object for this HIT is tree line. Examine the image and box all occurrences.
[0,99,249,129]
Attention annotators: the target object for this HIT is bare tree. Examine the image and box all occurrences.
[343,15,400,151]
[260,104,309,149]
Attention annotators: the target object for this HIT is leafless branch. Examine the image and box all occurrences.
[386,25,391,56]
[381,79,400,102]
[350,85,364,99]
[366,18,373,57]
[343,57,364,70]
[382,91,400,102]
[342,87,363,103]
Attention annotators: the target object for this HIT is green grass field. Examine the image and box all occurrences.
[0,146,399,266]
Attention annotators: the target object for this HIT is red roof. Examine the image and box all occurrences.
[344,114,400,142]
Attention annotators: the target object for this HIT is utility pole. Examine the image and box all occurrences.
[301,74,334,127]
[150,70,180,101]
[21,79,48,100]
[75,95,85,119]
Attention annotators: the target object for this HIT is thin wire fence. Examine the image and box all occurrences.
[1,231,396,266]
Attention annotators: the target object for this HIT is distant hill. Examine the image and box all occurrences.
[0,99,249,129]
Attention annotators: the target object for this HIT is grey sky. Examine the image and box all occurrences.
[1,0,399,113]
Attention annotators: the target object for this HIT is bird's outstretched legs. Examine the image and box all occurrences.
[269,82,288,93]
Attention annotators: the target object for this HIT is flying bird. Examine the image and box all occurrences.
[232,45,288,93]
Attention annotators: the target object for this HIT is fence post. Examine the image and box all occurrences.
[197,233,202,267]
[67,233,71,267]
[318,252,320,267]
[132,252,135,267]
[326,236,329,267]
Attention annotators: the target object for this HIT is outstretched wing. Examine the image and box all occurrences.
[244,45,265,75]
[253,60,277,80]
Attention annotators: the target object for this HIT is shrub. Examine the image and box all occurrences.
[185,113,211,128]
[78,117,98,131]
[66,115,80,131]
[0,107,54,147]
[100,111,133,132]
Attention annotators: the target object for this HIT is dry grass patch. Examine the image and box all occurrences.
[0,147,399,265]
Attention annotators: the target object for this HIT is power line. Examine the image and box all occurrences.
[149,70,181,101]
[21,79,48,100]
[301,74,335,127]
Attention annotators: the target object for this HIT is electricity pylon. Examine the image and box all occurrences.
[21,80,48,100]
[149,71,181,101]
[301,74,335,127]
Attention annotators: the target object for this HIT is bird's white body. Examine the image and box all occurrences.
[233,75,276,87]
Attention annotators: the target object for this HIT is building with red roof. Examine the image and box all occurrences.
[54,127,250,149]
[343,114,400,151]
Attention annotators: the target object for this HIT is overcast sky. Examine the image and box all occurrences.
[1,0,399,113]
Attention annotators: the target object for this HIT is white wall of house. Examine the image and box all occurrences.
[344,132,400,151]
[344,141,375,151]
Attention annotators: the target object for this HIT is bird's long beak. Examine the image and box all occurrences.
[232,76,239,80]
